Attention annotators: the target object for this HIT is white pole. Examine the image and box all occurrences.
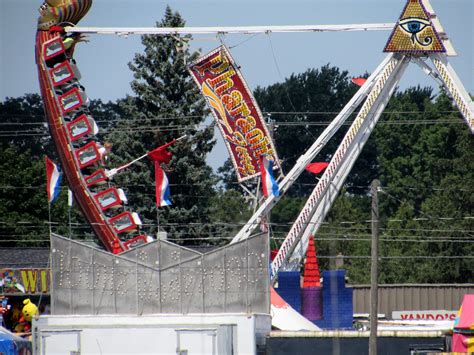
[106,135,187,178]
[65,23,395,36]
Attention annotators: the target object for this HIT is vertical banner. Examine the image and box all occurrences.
[188,45,280,182]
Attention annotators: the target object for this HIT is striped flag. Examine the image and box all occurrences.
[154,163,172,207]
[260,155,279,198]
[45,156,62,203]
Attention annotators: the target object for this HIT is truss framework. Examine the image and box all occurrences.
[65,23,395,36]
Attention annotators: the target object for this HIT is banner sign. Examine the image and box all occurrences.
[189,45,280,182]
[392,310,457,321]
[0,269,51,295]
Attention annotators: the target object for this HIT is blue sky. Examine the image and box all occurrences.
[1,0,472,168]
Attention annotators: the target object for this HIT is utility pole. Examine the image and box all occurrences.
[369,179,380,355]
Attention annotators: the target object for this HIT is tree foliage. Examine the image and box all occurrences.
[0,94,53,156]
[104,7,218,245]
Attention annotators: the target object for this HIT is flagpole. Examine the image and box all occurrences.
[253,177,261,213]
[68,202,72,239]
[107,135,187,178]
[115,152,150,173]
[47,201,52,237]
[156,207,160,238]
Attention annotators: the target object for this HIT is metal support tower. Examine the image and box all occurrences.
[271,55,410,279]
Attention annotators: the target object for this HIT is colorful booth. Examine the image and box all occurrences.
[0,327,31,355]
[452,294,474,353]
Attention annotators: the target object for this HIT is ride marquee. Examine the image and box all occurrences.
[189,45,280,182]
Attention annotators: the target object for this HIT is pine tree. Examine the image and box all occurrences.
[0,94,53,155]
[106,7,217,245]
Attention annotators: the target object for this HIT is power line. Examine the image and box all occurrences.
[0,110,463,123]
[380,188,474,239]
[2,182,472,194]
[0,114,466,135]
[3,235,474,244]
[2,221,472,233]
[0,119,466,137]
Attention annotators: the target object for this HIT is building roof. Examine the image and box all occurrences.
[0,244,218,269]
[0,248,50,268]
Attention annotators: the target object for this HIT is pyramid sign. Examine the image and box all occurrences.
[384,0,445,53]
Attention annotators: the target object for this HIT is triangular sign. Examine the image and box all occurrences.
[384,0,445,54]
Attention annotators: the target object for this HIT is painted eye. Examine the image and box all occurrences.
[399,18,430,34]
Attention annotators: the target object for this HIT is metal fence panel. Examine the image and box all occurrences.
[50,233,269,315]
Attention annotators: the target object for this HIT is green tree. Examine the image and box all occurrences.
[270,197,305,247]
[317,191,371,283]
[253,65,359,196]
[0,144,80,247]
[0,94,53,156]
[0,95,70,247]
[373,89,474,283]
[105,7,217,245]
[208,189,252,244]
[378,200,424,283]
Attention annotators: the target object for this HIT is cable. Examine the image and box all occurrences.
[1,219,473,231]
[0,109,462,120]
[380,188,474,239]
[314,255,474,260]
[265,33,301,114]
[0,113,205,121]
[2,220,472,231]
[0,117,466,137]
[5,183,471,194]
[0,110,463,125]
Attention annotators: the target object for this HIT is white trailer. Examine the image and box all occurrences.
[33,313,271,355]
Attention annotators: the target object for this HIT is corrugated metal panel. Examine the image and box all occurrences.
[50,234,270,315]
[352,284,474,317]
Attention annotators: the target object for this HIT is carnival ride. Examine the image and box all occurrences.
[36,0,472,296]
[37,0,147,255]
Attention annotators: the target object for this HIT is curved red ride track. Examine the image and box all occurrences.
[36,0,143,253]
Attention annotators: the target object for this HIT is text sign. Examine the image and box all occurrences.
[0,269,51,295]
[189,46,280,182]
[392,310,457,321]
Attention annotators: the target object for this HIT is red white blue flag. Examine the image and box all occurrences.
[260,155,279,198]
[154,163,172,207]
[147,140,177,207]
[45,156,62,203]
